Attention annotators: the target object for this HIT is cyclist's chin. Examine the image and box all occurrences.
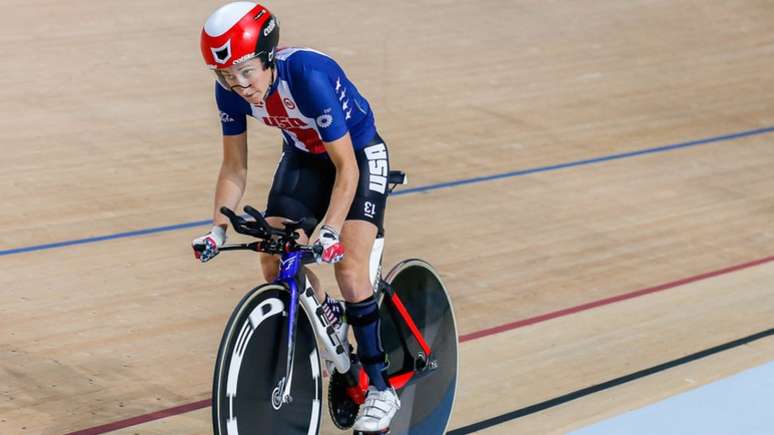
[236,89,263,104]
[244,94,263,104]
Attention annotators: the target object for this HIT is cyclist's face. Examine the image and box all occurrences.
[219,58,273,104]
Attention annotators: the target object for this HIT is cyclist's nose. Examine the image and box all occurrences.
[228,72,250,89]
[239,84,260,99]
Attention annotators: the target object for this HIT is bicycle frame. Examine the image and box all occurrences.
[342,279,438,405]
[271,233,436,408]
[382,282,435,386]
[273,249,352,408]
[271,250,304,409]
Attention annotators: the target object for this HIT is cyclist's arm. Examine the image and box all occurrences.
[213,132,248,229]
[322,132,358,233]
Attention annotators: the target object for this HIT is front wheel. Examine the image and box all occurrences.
[381,259,459,435]
[212,284,322,435]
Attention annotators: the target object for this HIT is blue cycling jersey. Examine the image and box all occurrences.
[215,47,376,154]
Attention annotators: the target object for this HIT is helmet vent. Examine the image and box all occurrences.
[211,40,232,64]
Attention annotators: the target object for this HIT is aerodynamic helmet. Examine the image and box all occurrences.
[200,2,279,81]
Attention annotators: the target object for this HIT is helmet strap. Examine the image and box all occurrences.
[262,65,277,101]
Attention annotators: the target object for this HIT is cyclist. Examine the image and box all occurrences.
[191,2,398,433]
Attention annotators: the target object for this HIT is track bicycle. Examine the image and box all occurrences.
[210,171,458,435]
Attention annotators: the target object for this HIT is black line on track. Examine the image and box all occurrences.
[447,327,774,434]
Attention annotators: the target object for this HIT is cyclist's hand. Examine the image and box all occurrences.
[192,225,226,262]
[315,225,345,264]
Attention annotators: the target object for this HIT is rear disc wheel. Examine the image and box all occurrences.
[380,259,458,435]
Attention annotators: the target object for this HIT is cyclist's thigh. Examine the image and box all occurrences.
[347,133,390,232]
[265,149,334,238]
[334,134,391,299]
[336,220,379,300]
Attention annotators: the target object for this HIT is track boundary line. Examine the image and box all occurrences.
[63,254,774,434]
[447,327,774,434]
[64,400,210,435]
[4,125,773,257]
[459,254,774,342]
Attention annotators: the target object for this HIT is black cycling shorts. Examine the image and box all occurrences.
[265,133,390,236]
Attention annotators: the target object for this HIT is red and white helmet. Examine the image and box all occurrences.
[200,2,279,71]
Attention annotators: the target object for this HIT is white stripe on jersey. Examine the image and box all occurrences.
[249,79,325,153]
[277,80,324,152]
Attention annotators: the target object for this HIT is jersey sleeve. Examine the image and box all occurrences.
[214,82,249,136]
[289,66,349,143]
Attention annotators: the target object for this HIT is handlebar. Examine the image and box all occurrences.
[219,206,322,258]
[217,170,407,257]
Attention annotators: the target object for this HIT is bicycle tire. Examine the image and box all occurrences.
[212,283,322,435]
[381,259,459,435]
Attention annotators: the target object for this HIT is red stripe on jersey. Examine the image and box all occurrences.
[265,90,326,154]
[265,90,288,116]
[293,127,326,154]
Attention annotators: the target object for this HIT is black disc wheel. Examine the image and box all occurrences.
[212,284,322,435]
[380,259,458,435]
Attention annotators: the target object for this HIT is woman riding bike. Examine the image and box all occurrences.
[191,2,398,433]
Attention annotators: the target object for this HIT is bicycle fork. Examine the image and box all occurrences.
[271,278,350,411]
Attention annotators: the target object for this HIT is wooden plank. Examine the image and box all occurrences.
[1,0,772,433]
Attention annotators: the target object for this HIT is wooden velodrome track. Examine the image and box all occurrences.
[2,0,773,434]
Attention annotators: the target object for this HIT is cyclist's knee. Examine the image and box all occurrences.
[335,263,371,301]
[335,264,355,288]
[260,254,279,282]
